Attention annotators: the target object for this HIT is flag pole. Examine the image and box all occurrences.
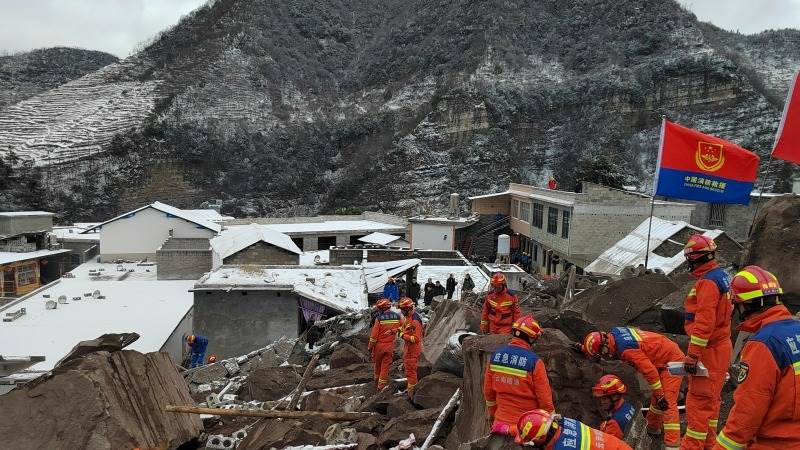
[645,116,667,269]
[747,147,775,237]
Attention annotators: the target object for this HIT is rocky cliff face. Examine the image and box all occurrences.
[0,0,798,221]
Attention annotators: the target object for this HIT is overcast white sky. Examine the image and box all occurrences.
[0,0,799,58]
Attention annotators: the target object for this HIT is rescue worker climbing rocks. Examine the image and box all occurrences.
[398,297,423,397]
[368,298,401,391]
[592,374,636,440]
[186,334,208,368]
[582,327,684,449]
[681,235,733,450]
[484,315,553,446]
[481,272,522,334]
[712,266,800,450]
[516,409,633,450]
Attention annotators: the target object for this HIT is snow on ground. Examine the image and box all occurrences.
[51,225,100,241]
[0,259,193,371]
[416,265,490,299]
[0,249,71,265]
[299,250,330,265]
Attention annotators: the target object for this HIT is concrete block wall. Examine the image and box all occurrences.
[157,248,213,280]
[0,215,53,235]
[689,200,761,243]
[223,241,300,265]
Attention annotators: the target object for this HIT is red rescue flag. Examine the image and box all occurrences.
[772,71,800,164]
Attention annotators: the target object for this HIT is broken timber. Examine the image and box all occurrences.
[287,353,320,411]
[419,388,461,450]
[165,405,373,421]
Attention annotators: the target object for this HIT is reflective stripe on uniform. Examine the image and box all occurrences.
[708,419,719,429]
[485,400,496,406]
[690,335,709,347]
[685,428,708,440]
[793,360,800,375]
[649,404,664,415]
[663,423,680,431]
[579,422,591,450]
[490,364,527,377]
[716,431,745,450]
[649,379,663,390]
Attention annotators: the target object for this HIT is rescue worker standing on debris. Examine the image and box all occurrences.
[186,334,208,368]
[713,266,800,450]
[398,297,424,397]
[516,409,633,450]
[681,235,733,450]
[368,299,401,390]
[484,315,554,443]
[592,374,636,440]
[481,273,522,334]
[581,327,683,449]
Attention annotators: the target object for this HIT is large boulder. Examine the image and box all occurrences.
[55,332,140,367]
[238,365,301,401]
[330,342,369,369]
[412,371,461,409]
[742,194,800,304]
[0,350,201,450]
[301,389,349,412]
[239,418,325,449]
[306,363,375,391]
[421,299,482,376]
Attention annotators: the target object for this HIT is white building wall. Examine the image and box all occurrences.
[410,223,455,251]
[99,207,216,260]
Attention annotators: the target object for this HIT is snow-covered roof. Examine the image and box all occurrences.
[468,190,512,200]
[0,261,194,371]
[258,220,406,235]
[0,211,54,217]
[299,250,330,265]
[51,226,100,241]
[468,189,575,207]
[416,265,491,293]
[584,217,726,276]
[0,249,71,265]
[81,201,222,234]
[358,232,408,246]
[480,262,526,274]
[194,266,367,313]
[211,224,301,260]
[183,209,235,222]
[363,259,422,293]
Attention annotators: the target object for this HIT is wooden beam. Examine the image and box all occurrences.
[165,405,373,421]
[287,353,320,411]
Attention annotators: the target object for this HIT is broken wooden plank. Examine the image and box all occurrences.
[419,388,461,450]
[287,353,320,411]
[164,405,373,421]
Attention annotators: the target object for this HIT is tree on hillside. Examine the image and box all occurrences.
[574,152,630,189]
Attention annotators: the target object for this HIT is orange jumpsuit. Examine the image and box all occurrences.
[368,310,402,390]
[712,305,800,450]
[543,417,632,450]
[683,262,733,450]
[609,327,684,448]
[600,399,636,440]
[480,287,521,334]
[399,310,424,394]
[484,337,554,436]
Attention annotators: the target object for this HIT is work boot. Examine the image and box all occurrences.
[646,426,663,437]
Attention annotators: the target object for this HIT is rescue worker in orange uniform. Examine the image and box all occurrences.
[367,298,401,390]
[484,315,554,442]
[398,297,423,396]
[713,266,800,450]
[481,273,522,334]
[582,327,683,449]
[592,374,637,440]
[681,235,733,450]
[516,409,633,450]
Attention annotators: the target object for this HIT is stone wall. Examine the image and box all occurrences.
[223,241,300,265]
[193,289,299,358]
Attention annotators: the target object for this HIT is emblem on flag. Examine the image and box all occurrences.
[695,142,725,172]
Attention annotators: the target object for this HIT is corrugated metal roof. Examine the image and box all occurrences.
[363,259,421,293]
[584,217,724,276]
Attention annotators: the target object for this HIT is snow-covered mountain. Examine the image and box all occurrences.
[0,0,798,221]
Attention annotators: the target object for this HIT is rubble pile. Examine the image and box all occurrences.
[743,194,800,304]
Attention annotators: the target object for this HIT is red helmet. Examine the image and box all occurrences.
[376,298,392,311]
[207,354,218,364]
[186,334,196,344]
[490,273,506,287]
[517,409,557,445]
[592,374,627,397]
[582,331,606,359]
[683,234,717,261]
[730,265,783,305]
[398,297,415,310]
[512,315,543,341]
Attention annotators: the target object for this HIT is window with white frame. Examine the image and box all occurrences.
[511,200,519,218]
[520,202,531,222]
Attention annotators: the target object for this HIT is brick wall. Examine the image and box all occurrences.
[223,241,300,265]
[157,248,212,280]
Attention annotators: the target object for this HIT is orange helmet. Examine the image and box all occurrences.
[730,265,783,305]
[592,374,627,397]
[186,334,196,345]
[207,354,218,364]
[398,297,415,310]
[517,409,558,445]
[683,234,717,261]
[490,272,506,287]
[375,298,392,311]
[582,331,607,359]
[512,315,543,342]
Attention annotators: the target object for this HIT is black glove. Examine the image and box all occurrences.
[657,395,669,412]
[684,354,699,375]
[570,342,584,354]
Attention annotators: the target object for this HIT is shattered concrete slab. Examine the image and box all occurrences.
[0,350,201,450]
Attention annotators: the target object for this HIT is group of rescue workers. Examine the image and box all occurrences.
[369,233,799,450]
